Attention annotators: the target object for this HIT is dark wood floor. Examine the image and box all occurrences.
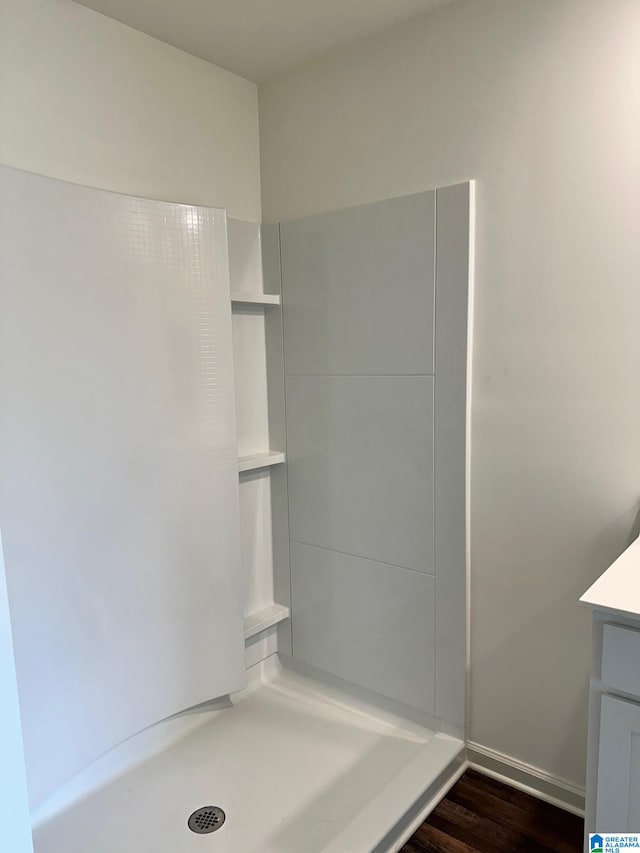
[401,769,583,853]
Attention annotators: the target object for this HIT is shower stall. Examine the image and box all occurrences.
[0,165,473,852]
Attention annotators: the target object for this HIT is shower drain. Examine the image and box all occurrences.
[187,806,226,835]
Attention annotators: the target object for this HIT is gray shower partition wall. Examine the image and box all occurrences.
[262,183,472,739]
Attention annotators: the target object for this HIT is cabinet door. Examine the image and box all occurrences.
[597,694,640,830]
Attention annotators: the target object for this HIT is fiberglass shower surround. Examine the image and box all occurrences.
[0,167,472,853]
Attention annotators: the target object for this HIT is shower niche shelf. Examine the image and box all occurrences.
[228,218,290,672]
[231,292,280,306]
[243,603,290,640]
[238,450,286,473]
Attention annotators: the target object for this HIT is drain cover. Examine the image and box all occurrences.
[187,806,226,835]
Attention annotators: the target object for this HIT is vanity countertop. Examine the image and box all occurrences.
[580,535,640,619]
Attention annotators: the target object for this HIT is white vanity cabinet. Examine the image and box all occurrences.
[581,537,640,844]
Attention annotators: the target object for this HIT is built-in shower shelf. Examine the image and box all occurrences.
[243,603,290,639]
[231,292,281,306]
[238,450,286,473]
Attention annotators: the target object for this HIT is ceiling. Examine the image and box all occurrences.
[72,0,451,82]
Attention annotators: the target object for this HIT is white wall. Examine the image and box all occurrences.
[0,0,261,220]
[259,0,640,790]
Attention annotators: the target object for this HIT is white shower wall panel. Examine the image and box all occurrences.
[291,541,435,712]
[286,374,435,574]
[239,472,275,616]
[231,309,270,457]
[280,186,470,728]
[228,218,270,458]
[0,166,245,807]
[280,192,435,376]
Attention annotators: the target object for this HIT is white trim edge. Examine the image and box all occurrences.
[383,750,467,852]
[465,179,475,739]
[467,741,585,817]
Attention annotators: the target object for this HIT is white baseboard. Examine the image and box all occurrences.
[466,741,585,817]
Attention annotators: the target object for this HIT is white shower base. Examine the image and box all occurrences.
[32,658,464,853]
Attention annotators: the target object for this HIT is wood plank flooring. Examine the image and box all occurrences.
[401,769,584,853]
